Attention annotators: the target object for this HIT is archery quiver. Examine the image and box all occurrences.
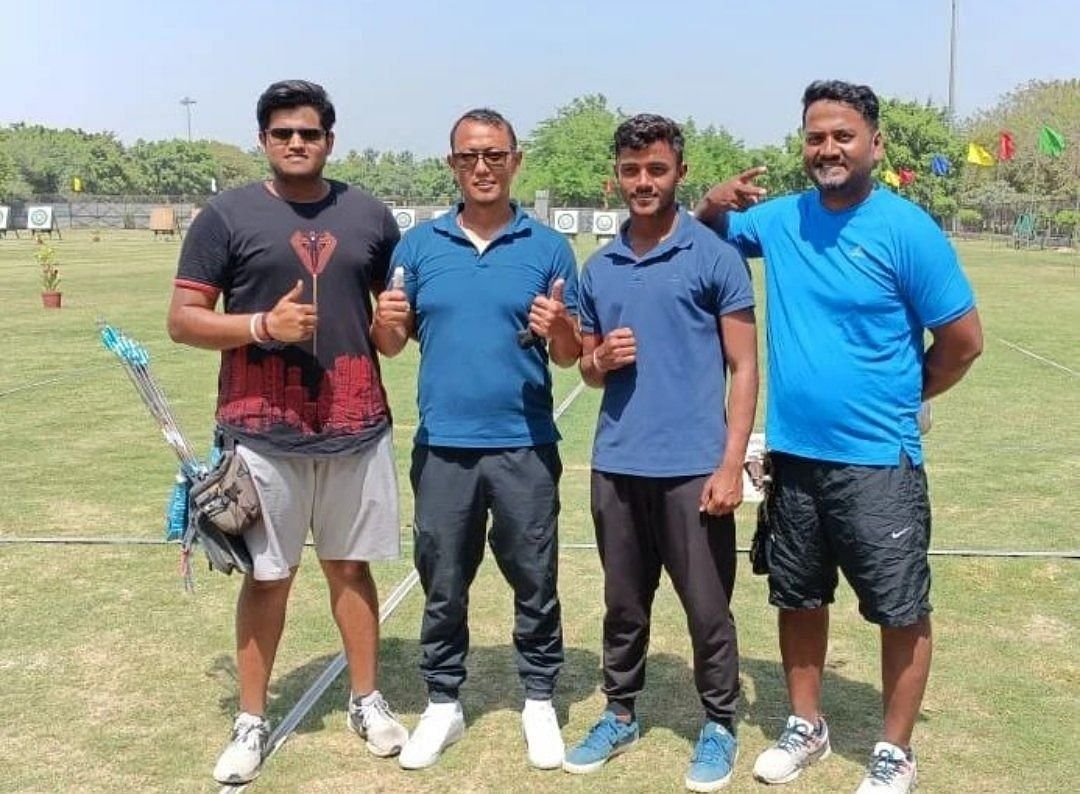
[188,449,260,536]
[182,443,259,578]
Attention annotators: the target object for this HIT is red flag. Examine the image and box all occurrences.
[998,131,1016,162]
[898,168,916,186]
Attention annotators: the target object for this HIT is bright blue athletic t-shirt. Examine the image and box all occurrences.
[393,204,579,448]
[723,186,975,466]
[580,208,755,477]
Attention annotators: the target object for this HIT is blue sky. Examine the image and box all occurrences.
[3,0,1077,157]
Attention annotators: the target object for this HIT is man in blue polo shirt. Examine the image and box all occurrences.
[696,81,983,793]
[562,114,758,792]
[372,108,581,772]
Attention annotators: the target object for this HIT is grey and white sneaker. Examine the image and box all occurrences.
[753,715,831,784]
[855,742,917,793]
[347,690,408,757]
[213,712,270,784]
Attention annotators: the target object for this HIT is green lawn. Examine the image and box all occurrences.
[0,231,1076,792]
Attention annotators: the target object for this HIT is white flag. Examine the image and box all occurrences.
[210,177,218,193]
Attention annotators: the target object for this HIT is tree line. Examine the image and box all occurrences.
[1,80,1075,223]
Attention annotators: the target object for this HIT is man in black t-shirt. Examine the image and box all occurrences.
[168,80,407,785]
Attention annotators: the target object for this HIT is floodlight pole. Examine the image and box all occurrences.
[180,96,197,142]
[947,0,958,123]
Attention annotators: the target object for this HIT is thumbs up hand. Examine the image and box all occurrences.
[528,278,572,341]
[375,267,411,333]
[266,279,317,342]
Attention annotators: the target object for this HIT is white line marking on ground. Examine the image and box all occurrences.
[220,378,591,791]
[997,337,1079,378]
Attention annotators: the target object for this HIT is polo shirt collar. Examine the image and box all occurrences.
[434,201,530,243]
[607,204,695,263]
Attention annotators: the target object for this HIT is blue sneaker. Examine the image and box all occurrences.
[562,711,639,774]
[685,721,738,792]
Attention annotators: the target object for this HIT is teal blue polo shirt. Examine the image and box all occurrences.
[393,204,579,448]
[580,207,754,476]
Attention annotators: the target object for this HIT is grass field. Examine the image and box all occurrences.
[0,231,1077,792]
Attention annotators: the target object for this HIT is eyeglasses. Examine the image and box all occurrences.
[450,149,514,171]
[264,127,328,144]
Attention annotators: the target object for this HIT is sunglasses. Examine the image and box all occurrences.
[450,149,514,171]
[264,127,328,144]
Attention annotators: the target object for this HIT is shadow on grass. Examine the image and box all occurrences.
[210,637,602,734]
[557,651,918,765]
[740,655,925,764]
[208,644,922,765]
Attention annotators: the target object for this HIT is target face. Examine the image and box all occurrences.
[593,212,618,235]
[552,210,579,234]
[28,207,53,229]
[0,207,8,229]
[393,209,416,231]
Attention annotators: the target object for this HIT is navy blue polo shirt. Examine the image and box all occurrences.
[580,207,754,476]
[393,203,579,448]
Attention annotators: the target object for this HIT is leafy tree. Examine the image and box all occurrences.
[129,139,217,195]
[877,98,966,220]
[516,94,623,206]
[206,141,265,190]
[680,121,751,206]
[962,79,1080,197]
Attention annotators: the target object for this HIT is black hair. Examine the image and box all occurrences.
[256,80,336,132]
[613,114,684,162]
[449,108,518,151]
[801,80,879,129]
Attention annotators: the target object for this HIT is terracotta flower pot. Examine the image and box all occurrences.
[42,291,62,309]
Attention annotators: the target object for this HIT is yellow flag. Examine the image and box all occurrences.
[882,169,901,188]
[72,176,84,192]
[966,143,995,167]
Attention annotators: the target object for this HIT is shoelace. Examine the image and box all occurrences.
[691,731,730,764]
[358,694,399,726]
[582,717,624,750]
[777,723,816,753]
[867,749,907,784]
[233,718,268,751]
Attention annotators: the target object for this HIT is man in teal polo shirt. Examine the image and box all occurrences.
[563,114,758,792]
[372,108,581,771]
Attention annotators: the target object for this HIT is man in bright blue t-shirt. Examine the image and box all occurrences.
[696,81,982,794]
[562,114,758,792]
[372,108,580,773]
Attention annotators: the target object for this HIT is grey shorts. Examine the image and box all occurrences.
[237,430,401,581]
[765,452,932,627]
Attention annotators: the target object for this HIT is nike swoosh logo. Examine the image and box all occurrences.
[891,527,914,539]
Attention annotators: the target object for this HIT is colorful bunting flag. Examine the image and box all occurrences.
[998,132,1016,162]
[966,143,995,167]
[1038,125,1065,157]
[899,168,916,186]
[72,176,84,193]
[882,169,901,188]
[931,155,951,176]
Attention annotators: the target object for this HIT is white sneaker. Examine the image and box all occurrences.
[521,698,565,769]
[399,700,466,770]
[347,690,409,757]
[213,712,270,784]
[753,714,831,784]
[855,742,917,793]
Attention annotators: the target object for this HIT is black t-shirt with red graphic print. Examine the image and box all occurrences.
[176,180,399,456]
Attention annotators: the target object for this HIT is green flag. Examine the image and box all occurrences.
[1038,125,1065,157]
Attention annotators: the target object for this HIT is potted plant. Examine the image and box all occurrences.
[36,242,62,308]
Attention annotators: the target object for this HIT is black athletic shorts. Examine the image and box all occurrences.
[764,452,932,627]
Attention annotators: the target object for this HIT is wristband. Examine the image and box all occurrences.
[259,311,273,342]
[249,312,268,344]
[592,348,604,374]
